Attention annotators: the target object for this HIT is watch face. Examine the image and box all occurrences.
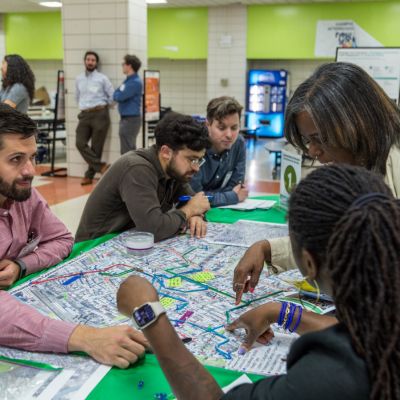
[133,304,156,327]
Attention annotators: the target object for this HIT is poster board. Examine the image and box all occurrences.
[144,70,160,122]
[279,150,302,210]
[336,47,400,104]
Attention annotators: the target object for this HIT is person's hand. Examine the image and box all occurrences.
[187,216,207,238]
[233,183,249,202]
[117,276,159,316]
[226,302,280,353]
[232,240,271,304]
[0,259,21,289]
[181,192,210,219]
[68,325,148,368]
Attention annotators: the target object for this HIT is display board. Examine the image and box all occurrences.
[144,70,161,122]
[336,47,400,104]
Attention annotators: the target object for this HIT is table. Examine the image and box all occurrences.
[11,196,285,399]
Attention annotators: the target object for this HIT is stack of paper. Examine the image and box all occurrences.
[218,199,276,211]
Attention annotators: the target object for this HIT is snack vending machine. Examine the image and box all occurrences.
[246,69,288,138]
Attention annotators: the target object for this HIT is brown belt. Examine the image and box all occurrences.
[81,105,108,113]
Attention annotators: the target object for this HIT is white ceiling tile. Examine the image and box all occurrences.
[0,0,391,13]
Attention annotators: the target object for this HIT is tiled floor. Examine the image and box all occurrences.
[35,138,280,235]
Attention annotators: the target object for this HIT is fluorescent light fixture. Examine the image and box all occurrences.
[146,0,167,4]
[40,1,62,7]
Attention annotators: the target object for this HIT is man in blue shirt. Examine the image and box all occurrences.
[113,55,143,154]
[190,96,248,207]
[75,51,114,185]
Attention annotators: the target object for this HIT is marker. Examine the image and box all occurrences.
[181,337,192,344]
[178,195,214,202]
[299,290,333,302]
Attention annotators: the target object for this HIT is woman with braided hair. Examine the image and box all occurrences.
[233,61,400,300]
[117,164,400,399]
[1,54,35,113]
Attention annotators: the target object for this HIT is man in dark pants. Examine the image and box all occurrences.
[75,51,114,185]
[114,54,143,154]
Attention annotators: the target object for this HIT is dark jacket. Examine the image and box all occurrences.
[75,146,194,242]
[222,324,369,400]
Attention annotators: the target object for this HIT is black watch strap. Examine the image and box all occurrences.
[14,259,27,280]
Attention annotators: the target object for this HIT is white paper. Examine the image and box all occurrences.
[223,374,252,393]
[218,199,276,210]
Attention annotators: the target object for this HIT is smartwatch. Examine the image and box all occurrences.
[132,301,166,330]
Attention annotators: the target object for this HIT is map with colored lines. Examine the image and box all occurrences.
[1,222,333,398]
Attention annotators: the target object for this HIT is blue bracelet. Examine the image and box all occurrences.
[284,303,296,330]
[289,306,303,333]
[278,302,288,326]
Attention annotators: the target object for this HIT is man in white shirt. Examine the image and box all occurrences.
[75,51,114,185]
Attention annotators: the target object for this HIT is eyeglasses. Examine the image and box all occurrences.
[187,157,206,167]
[300,134,326,148]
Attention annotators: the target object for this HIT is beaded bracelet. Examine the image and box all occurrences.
[278,301,288,326]
[284,303,296,330]
[281,303,291,328]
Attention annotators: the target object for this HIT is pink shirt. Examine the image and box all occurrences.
[0,188,74,275]
[1,188,76,353]
[0,291,76,353]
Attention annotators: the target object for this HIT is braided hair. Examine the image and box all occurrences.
[288,164,400,400]
[2,54,35,101]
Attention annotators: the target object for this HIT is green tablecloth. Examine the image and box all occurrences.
[207,195,285,224]
[10,195,285,399]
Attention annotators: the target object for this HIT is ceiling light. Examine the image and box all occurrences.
[40,2,62,7]
[146,0,167,4]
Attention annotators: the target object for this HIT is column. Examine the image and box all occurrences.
[62,0,147,177]
[207,5,247,109]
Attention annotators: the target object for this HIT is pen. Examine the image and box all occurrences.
[178,195,214,202]
[299,290,333,302]
[238,180,244,188]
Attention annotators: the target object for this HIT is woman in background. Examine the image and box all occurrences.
[1,54,35,113]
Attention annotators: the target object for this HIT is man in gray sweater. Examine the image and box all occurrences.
[76,112,211,242]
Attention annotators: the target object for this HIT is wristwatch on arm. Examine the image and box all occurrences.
[132,301,166,330]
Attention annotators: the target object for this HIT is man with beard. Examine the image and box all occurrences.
[75,51,114,186]
[0,106,73,288]
[76,112,211,242]
[0,104,151,368]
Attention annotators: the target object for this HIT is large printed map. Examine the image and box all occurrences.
[1,221,331,399]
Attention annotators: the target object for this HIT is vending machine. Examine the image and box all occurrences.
[246,69,288,138]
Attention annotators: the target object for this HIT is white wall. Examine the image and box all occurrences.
[207,5,247,108]
[148,59,207,116]
[62,0,147,178]
[28,60,63,103]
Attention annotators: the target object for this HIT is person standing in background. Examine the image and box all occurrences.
[75,51,114,186]
[0,54,35,114]
[113,55,143,154]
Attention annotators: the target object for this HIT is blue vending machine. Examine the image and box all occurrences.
[246,69,288,138]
